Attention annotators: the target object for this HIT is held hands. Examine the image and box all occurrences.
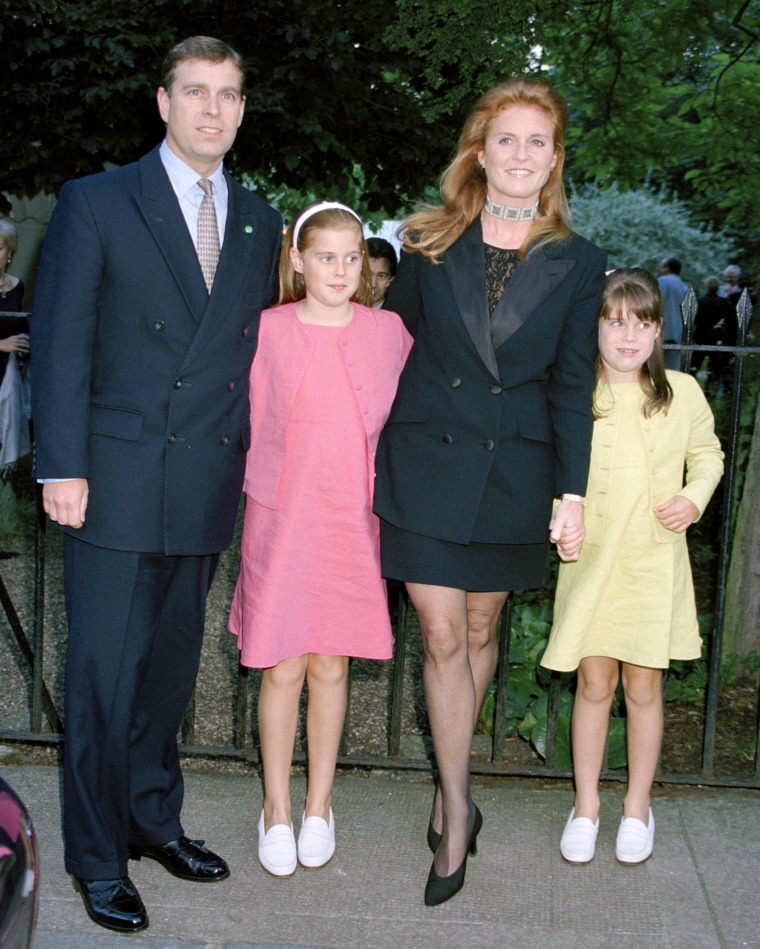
[654,495,699,533]
[549,498,585,562]
[42,479,89,529]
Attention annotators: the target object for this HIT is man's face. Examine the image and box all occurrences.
[157,58,245,177]
[724,267,738,288]
[369,256,394,306]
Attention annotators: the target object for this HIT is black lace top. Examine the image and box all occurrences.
[484,245,519,317]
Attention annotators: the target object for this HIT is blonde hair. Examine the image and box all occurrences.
[278,203,372,306]
[401,77,572,263]
[595,268,673,419]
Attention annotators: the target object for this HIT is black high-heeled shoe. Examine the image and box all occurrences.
[424,805,483,907]
[426,820,442,854]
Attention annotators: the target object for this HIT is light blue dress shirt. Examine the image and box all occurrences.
[159,140,228,248]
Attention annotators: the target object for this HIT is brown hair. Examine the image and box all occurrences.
[401,77,572,263]
[160,36,245,95]
[278,204,373,306]
[595,268,673,418]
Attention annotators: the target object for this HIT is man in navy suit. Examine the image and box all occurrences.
[31,36,282,934]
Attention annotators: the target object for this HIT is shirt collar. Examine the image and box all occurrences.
[159,141,227,201]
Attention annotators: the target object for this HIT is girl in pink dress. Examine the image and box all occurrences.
[229,202,412,876]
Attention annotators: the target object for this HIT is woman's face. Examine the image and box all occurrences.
[598,306,660,383]
[478,104,558,207]
[0,237,9,272]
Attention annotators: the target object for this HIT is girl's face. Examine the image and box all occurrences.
[290,227,363,310]
[598,305,660,383]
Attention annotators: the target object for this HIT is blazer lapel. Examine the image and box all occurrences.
[178,177,261,369]
[443,219,500,381]
[491,244,576,351]
[133,148,208,324]
[206,172,258,309]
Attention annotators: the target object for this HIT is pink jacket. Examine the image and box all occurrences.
[244,301,413,509]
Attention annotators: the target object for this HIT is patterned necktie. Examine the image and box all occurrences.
[197,178,220,292]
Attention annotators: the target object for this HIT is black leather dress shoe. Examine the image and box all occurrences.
[130,836,230,881]
[72,875,149,933]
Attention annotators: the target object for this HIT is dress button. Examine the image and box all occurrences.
[153,320,165,331]
[451,378,462,388]
[484,439,495,451]
[442,434,453,444]
[168,434,177,444]
[173,379,183,389]
[228,381,236,391]
[220,435,231,446]
[490,384,502,395]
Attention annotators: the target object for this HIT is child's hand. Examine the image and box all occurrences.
[653,495,699,533]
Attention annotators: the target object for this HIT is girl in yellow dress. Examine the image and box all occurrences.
[542,268,723,865]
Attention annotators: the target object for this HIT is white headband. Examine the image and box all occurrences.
[292,201,363,248]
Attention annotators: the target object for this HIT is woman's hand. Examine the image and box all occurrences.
[549,498,585,562]
[654,495,699,533]
[0,333,30,354]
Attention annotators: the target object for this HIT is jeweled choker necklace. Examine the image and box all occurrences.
[484,197,539,222]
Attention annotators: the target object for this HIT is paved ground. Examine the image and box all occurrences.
[4,763,760,949]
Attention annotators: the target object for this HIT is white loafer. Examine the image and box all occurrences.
[560,807,600,863]
[615,808,655,864]
[258,810,297,877]
[297,809,335,868]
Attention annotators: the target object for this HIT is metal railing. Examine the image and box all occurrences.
[2,292,758,788]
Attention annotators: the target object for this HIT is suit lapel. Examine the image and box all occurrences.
[179,176,263,369]
[443,220,500,381]
[133,148,208,324]
[206,172,258,311]
[491,244,575,351]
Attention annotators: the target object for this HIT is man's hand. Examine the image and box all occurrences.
[654,495,698,533]
[42,479,89,529]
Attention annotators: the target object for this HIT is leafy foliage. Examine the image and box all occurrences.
[4,0,758,264]
[1,0,448,216]
[569,182,736,287]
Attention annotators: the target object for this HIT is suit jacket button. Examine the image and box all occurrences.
[490,384,502,395]
[173,379,183,389]
[242,325,250,337]
[451,377,462,388]
[442,434,453,444]
[168,433,177,444]
[484,439,495,451]
[227,380,236,391]
[153,320,165,331]
[220,435,231,446]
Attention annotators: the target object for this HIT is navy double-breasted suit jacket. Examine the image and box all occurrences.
[31,146,283,555]
[374,219,607,545]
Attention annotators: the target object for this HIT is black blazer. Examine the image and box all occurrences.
[31,147,282,555]
[374,219,607,545]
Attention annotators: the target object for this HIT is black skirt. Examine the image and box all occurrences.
[379,519,549,592]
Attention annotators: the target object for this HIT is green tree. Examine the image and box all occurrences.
[2,0,448,215]
[569,182,735,286]
[387,0,760,264]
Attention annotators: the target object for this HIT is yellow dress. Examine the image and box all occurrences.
[541,372,723,671]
